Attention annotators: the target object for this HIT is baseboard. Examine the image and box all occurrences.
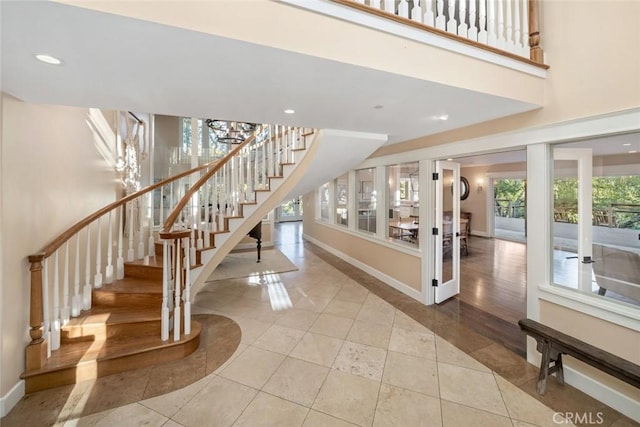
[303,233,423,302]
[1,380,24,417]
[563,366,640,423]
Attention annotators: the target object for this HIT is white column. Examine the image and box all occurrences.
[161,240,169,341]
[128,202,135,262]
[184,236,191,335]
[43,259,51,357]
[138,197,145,260]
[173,238,182,341]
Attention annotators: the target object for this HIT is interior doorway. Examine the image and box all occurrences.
[276,197,303,222]
[492,177,527,242]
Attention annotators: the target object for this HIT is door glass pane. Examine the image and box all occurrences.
[280,199,296,217]
[442,168,453,283]
[387,162,419,247]
[335,173,348,226]
[319,183,329,221]
[357,168,376,233]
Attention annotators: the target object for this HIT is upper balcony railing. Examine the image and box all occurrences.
[331,0,545,66]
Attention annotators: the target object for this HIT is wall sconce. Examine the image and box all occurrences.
[477,179,484,193]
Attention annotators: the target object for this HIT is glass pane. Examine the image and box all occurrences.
[335,173,349,226]
[280,199,296,217]
[319,183,329,221]
[357,168,376,233]
[494,178,526,241]
[442,168,453,283]
[387,162,419,247]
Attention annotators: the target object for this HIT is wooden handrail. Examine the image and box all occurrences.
[32,154,222,259]
[161,131,258,233]
[329,0,548,69]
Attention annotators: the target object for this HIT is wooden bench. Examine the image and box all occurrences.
[518,318,640,395]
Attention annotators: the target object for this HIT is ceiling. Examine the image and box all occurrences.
[1,1,540,145]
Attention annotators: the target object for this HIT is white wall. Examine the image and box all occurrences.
[0,94,118,406]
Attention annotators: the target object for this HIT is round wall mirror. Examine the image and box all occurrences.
[460,177,470,200]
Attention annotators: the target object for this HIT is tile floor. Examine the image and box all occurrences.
[2,223,637,426]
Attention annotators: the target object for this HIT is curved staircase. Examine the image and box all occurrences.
[22,125,317,393]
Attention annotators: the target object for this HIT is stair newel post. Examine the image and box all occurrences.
[51,250,61,350]
[128,201,135,262]
[83,226,92,310]
[161,240,170,341]
[116,205,125,280]
[184,234,191,336]
[528,0,543,63]
[95,217,103,288]
[26,254,47,369]
[43,258,51,358]
[106,210,114,284]
[61,241,70,325]
[173,236,182,341]
[71,233,81,317]
[138,196,145,260]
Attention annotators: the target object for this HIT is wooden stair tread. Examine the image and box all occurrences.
[23,321,201,378]
[64,306,160,327]
[124,257,163,268]
[98,277,162,293]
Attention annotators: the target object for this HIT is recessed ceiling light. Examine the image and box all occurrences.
[437,115,449,121]
[447,158,453,161]
[373,105,384,109]
[630,150,638,154]
[35,54,63,65]
[623,143,631,146]
[284,109,295,114]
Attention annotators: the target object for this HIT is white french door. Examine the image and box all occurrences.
[434,161,462,303]
[277,197,303,222]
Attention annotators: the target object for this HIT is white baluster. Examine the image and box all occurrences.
[83,227,92,310]
[497,0,506,49]
[138,197,145,260]
[458,0,469,38]
[383,0,394,14]
[95,217,103,288]
[468,0,478,41]
[446,0,457,34]
[71,233,81,317]
[61,242,70,325]
[190,227,196,265]
[398,0,409,18]
[505,0,514,51]
[184,236,191,336]
[128,202,135,262]
[174,238,181,341]
[43,259,51,357]
[487,0,497,46]
[513,0,522,53]
[116,205,125,280]
[411,0,423,23]
[51,250,61,351]
[261,132,267,188]
[424,0,435,26]
[478,0,488,43]
[106,210,114,284]
[435,0,446,30]
[354,0,364,4]
[161,240,169,341]
[160,186,165,225]
[370,0,381,10]
[521,0,530,57]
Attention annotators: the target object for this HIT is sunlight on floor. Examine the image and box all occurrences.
[248,270,293,311]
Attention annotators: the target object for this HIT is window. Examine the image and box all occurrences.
[319,182,330,221]
[357,168,376,233]
[387,162,419,246]
[335,173,349,226]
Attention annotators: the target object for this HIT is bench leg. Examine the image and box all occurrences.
[537,342,552,395]
[554,352,564,385]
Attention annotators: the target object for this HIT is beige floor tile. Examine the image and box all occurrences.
[309,313,354,339]
[289,332,344,367]
[435,335,491,373]
[82,403,168,427]
[276,308,320,331]
[172,376,257,427]
[252,324,306,355]
[440,400,512,427]
[511,421,541,427]
[438,363,508,417]
[295,295,333,313]
[393,310,433,334]
[230,315,273,345]
[356,304,395,326]
[263,357,330,407]
[333,341,387,381]
[346,319,392,349]
[334,285,369,304]
[233,392,308,427]
[382,351,439,398]
[61,410,112,427]
[303,410,359,427]
[494,374,571,427]
[213,343,248,374]
[304,283,342,299]
[312,370,380,427]
[373,383,442,427]
[141,374,215,418]
[388,326,437,360]
[323,299,363,319]
[161,420,184,427]
[219,346,285,389]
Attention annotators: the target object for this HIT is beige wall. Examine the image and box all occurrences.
[0,94,118,396]
[373,0,640,157]
[303,193,421,292]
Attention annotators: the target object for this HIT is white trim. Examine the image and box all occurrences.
[279,0,546,77]
[1,380,24,417]
[563,365,640,423]
[304,232,423,302]
[538,286,640,330]
[358,107,640,168]
[470,230,491,238]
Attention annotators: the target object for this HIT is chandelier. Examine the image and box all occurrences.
[206,119,257,143]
